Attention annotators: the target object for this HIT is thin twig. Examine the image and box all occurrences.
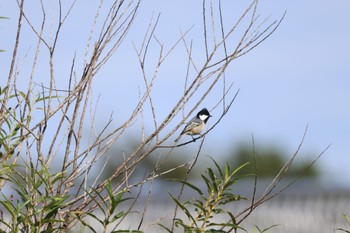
[171,136,206,231]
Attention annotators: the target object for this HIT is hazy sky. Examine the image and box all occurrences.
[1,1,349,185]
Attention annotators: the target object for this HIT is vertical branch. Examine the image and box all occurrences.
[1,0,24,128]
[182,40,193,117]
[84,0,103,67]
[29,2,46,167]
[72,80,92,167]
[209,0,217,46]
[25,0,45,113]
[202,0,209,60]
[218,0,228,110]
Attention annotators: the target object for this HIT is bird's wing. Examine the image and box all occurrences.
[175,116,202,142]
[181,119,201,135]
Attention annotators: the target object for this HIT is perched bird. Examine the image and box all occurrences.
[174,108,212,142]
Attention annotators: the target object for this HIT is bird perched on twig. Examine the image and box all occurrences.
[174,108,212,142]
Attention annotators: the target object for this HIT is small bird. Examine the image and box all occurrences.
[174,108,212,142]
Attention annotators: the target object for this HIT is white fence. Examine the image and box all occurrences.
[76,192,350,233]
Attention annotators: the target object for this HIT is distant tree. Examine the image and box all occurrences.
[231,144,318,178]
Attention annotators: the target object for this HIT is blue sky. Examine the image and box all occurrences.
[1,1,349,185]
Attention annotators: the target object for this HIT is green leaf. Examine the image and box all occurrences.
[35,94,60,103]
[175,179,203,196]
[18,90,31,111]
[201,174,212,194]
[212,207,224,214]
[0,86,8,95]
[51,171,65,184]
[157,223,173,233]
[41,218,65,225]
[334,228,350,233]
[43,195,69,220]
[111,211,126,222]
[223,178,239,190]
[106,182,116,215]
[109,189,132,218]
[342,213,350,225]
[204,229,228,232]
[334,214,350,232]
[11,124,21,137]
[207,168,218,193]
[112,231,143,233]
[231,162,250,177]
[208,156,224,180]
[85,212,104,226]
[169,193,197,225]
[254,224,279,233]
[72,213,97,233]
[85,187,107,216]
[0,217,11,228]
[227,211,237,226]
[219,193,244,205]
[0,199,16,218]
[174,218,193,232]
[193,201,207,214]
[224,163,231,181]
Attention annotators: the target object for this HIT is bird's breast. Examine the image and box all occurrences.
[188,122,205,135]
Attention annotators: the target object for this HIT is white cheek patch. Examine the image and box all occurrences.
[199,114,209,121]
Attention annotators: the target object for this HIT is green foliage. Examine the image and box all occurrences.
[161,158,250,233]
[0,85,143,232]
[0,86,23,158]
[72,182,142,233]
[0,162,142,232]
[0,162,68,232]
[232,145,318,178]
[0,85,59,159]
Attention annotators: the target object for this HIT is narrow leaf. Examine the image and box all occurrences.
[175,180,203,195]
[169,193,197,225]
[208,156,224,180]
[201,174,212,193]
